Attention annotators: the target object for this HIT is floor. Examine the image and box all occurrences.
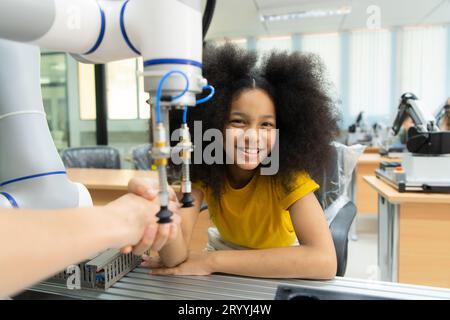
[345,215,379,281]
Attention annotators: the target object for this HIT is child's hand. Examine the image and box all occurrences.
[120,177,181,255]
[142,251,215,276]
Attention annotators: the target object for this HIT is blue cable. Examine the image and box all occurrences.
[196,85,215,105]
[155,70,190,123]
[182,85,216,124]
[182,105,188,124]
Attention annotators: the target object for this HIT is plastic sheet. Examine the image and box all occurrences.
[314,142,365,225]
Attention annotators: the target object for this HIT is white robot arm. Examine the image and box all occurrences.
[0,40,93,209]
[0,0,202,65]
[0,0,205,104]
[0,0,214,222]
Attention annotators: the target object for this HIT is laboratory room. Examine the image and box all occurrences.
[0,0,450,303]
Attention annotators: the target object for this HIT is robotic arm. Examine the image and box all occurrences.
[391,93,439,136]
[348,112,363,132]
[0,0,216,221]
[435,102,450,128]
[391,93,450,155]
[0,0,203,65]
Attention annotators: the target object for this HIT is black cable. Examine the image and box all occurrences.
[202,0,216,41]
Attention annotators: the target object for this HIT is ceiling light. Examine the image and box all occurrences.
[260,6,352,22]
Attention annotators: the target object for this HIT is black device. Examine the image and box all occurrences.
[274,284,393,300]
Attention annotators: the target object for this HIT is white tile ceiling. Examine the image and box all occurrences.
[204,0,450,40]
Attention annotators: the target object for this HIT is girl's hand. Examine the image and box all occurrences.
[142,251,216,276]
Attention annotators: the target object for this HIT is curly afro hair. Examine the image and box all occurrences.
[170,43,340,198]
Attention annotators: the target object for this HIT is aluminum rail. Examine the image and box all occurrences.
[22,268,450,300]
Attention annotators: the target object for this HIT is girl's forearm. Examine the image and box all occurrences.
[209,246,337,279]
[158,226,188,267]
[0,207,126,297]
[158,199,203,268]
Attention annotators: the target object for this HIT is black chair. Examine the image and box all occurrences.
[328,202,356,277]
[130,144,153,170]
[62,146,121,169]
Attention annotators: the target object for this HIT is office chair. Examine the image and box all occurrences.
[130,144,153,170]
[62,146,121,169]
[129,143,181,184]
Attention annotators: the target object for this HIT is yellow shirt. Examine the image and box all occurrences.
[195,173,319,249]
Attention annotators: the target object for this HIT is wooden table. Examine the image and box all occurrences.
[67,168,212,252]
[355,154,400,215]
[364,176,450,288]
[364,146,380,154]
[67,168,157,205]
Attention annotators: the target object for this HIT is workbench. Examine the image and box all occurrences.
[355,154,400,215]
[364,176,450,288]
[16,268,450,300]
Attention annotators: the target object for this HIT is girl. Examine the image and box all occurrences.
[145,43,340,279]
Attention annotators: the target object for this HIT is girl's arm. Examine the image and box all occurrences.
[152,192,337,279]
[0,193,167,298]
[157,187,204,267]
[210,193,336,279]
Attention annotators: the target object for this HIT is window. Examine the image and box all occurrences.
[230,38,248,49]
[256,35,292,56]
[78,59,150,120]
[106,59,138,120]
[301,33,341,95]
[399,26,448,112]
[349,30,392,119]
[137,58,150,119]
[40,53,70,151]
[78,63,96,120]
[213,38,248,49]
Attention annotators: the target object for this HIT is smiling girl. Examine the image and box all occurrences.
[143,43,340,279]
